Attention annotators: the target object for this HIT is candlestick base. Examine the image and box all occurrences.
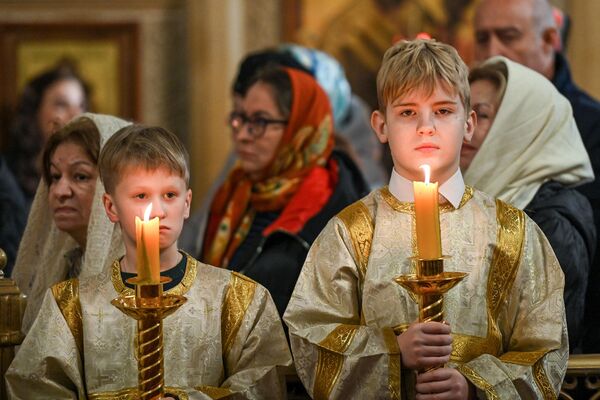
[111,278,186,400]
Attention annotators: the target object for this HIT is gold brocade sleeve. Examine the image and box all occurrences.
[222,271,256,365]
[456,200,568,399]
[193,271,291,400]
[284,209,402,400]
[51,278,84,356]
[6,288,86,399]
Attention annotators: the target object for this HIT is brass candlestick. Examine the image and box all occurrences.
[395,257,467,323]
[111,277,186,400]
[0,248,27,399]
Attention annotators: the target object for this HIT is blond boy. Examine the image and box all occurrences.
[284,39,567,399]
[7,125,291,399]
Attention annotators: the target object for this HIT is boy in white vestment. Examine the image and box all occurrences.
[284,39,568,399]
[7,125,292,399]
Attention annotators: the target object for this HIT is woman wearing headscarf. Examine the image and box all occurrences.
[461,56,595,352]
[12,113,130,333]
[201,67,368,316]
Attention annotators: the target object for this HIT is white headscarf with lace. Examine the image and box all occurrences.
[464,56,594,209]
[12,113,131,333]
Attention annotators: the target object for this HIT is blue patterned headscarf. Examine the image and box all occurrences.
[280,44,352,128]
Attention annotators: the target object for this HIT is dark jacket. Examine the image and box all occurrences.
[0,155,28,277]
[552,53,600,352]
[525,181,596,352]
[552,52,600,205]
[229,151,370,317]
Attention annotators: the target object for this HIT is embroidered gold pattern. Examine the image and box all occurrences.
[380,186,474,214]
[89,387,189,399]
[451,328,501,363]
[338,201,374,283]
[51,279,83,356]
[319,324,358,353]
[313,324,358,399]
[196,385,234,399]
[222,272,256,363]
[451,199,524,363]
[313,348,344,400]
[533,359,557,400]
[383,328,401,400]
[488,200,525,319]
[110,252,198,296]
[456,364,500,400]
[500,350,547,366]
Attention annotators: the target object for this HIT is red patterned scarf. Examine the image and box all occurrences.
[203,68,337,267]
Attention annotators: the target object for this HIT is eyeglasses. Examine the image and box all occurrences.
[228,111,288,138]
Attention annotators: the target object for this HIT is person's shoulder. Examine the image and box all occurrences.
[464,187,525,222]
[459,186,497,208]
[335,188,380,219]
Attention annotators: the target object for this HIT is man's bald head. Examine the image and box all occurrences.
[474,0,559,79]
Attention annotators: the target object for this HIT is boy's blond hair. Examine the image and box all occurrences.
[99,124,190,194]
[376,39,470,114]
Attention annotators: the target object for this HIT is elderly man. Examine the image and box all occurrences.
[474,0,600,353]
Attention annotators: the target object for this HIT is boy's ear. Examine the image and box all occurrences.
[183,189,192,219]
[102,193,120,223]
[371,109,389,144]
[464,109,476,143]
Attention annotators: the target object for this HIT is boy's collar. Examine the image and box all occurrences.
[388,168,465,209]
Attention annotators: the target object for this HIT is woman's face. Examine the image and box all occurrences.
[48,141,98,247]
[38,78,86,141]
[460,78,500,171]
[232,82,287,180]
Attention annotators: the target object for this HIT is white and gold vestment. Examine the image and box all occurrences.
[7,256,292,399]
[284,187,568,399]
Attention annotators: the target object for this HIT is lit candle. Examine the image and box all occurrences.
[135,203,160,283]
[413,165,442,261]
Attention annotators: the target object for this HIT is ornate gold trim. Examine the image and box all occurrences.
[221,272,256,363]
[313,348,345,400]
[319,324,358,353]
[451,328,501,363]
[500,350,547,366]
[383,328,401,400]
[313,324,358,399]
[488,200,525,319]
[88,388,137,400]
[51,278,83,356]
[451,199,525,364]
[456,364,500,400]
[111,252,198,296]
[89,386,189,399]
[534,359,557,400]
[380,185,474,214]
[169,252,198,296]
[338,201,374,284]
[196,385,234,399]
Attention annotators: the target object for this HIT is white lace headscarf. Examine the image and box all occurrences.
[12,113,131,333]
[464,56,594,209]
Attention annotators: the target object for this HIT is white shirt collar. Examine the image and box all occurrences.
[388,168,465,209]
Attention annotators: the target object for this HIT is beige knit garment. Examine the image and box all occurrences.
[12,113,131,333]
[463,56,594,209]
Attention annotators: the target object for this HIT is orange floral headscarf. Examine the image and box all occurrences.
[202,68,336,267]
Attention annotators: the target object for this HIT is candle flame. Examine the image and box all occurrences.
[419,164,431,184]
[143,203,152,221]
